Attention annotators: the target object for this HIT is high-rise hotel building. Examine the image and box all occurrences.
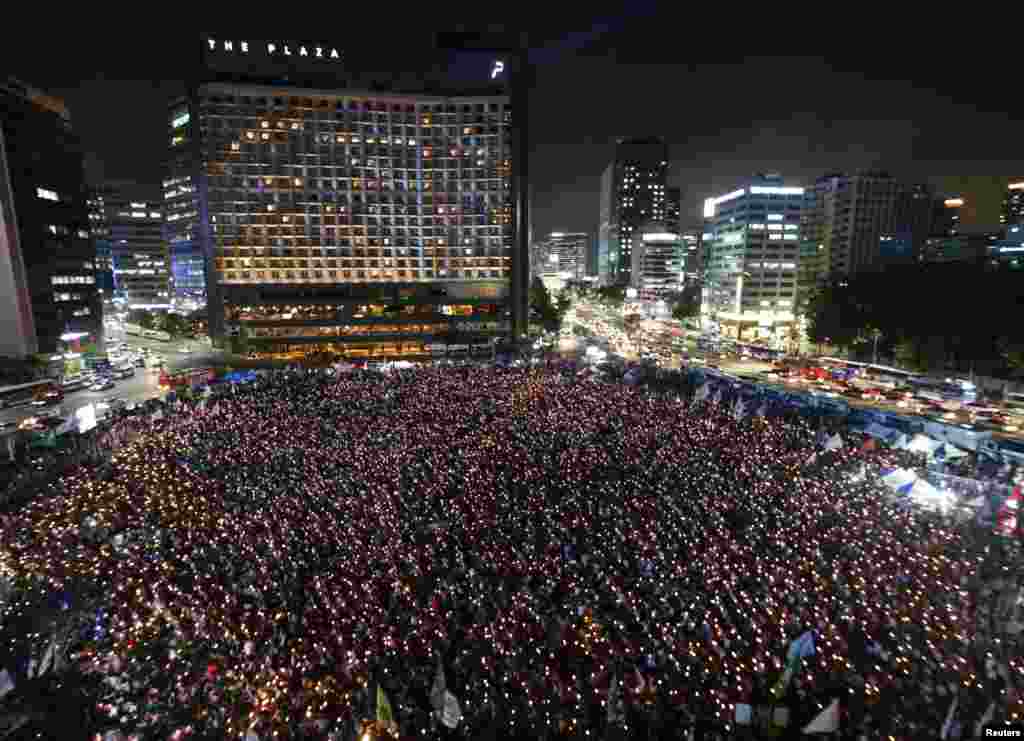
[598,137,670,285]
[702,174,803,342]
[170,37,524,358]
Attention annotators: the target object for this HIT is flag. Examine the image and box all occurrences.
[824,433,844,451]
[771,631,815,698]
[376,684,393,724]
[607,673,622,725]
[440,691,462,729]
[996,485,1022,538]
[973,701,995,738]
[31,429,58,449]
[0,669,14,698]
[940,695,958,739]
[733,397,747,421]
[430,656,445,712]
[802,699,839,734]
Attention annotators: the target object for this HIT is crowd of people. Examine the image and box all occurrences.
[0,365,1020,740]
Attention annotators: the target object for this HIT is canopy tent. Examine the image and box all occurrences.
[863,423,907,447]
[905,434,967,461]
[904,478,956,513]
[880,468,919,494]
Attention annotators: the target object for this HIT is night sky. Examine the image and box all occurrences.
[4,19,1021,239]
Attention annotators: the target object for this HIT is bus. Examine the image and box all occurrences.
[0,379,62,409]
[909,376,978,400]
[864,364,917,387]
[159,367,214,391]
[737,343,785,361]
[1005,392,1024,415]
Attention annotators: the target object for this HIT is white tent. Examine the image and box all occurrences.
[937,442,968,460]
[907,478,958,513]
[905,434,968,461]
[880,468,918,492]
[863,423,905,446]
[906,434,943,455]
[824,433,844,451]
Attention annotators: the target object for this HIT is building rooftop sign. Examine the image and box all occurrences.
[204,38,342,61]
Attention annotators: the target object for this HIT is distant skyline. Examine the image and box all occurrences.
[3,20,1021,240]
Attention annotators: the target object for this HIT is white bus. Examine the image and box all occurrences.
[1004,391,1024,415]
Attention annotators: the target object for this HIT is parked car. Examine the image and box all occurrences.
[90,378,116,392]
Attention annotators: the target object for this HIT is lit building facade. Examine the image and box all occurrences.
[163,104,205,300]
[98,191,169,308]
[539,231,586,282]
[702,174,802,342]
[88,191,116,295]
[680,227,703,283]
[798,172,904,296]
[0,78,101,357]
[1003,180,1024,227]
[630,222,684,300]
[180,36,523,357]
[598,137,669,285]
[665,186,681,236]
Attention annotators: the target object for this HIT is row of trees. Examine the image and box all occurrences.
[529,277,573,332]
[805,262,1024,375]
[127,310,197,341]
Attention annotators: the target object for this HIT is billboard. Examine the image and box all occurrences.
[75,403,97,434]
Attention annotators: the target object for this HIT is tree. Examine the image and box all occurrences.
[595,285,626,306]
[159,312,190,340]
[854,325,884,364]
[671,293,700,322]
[134,310,156,331]
[804,279,862,352]
[623,313,644,353]
[228,325,249,356]
[997,338,1024,376]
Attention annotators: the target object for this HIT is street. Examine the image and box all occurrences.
[0,330,224,429]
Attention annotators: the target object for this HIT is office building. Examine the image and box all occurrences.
[583,234,599,278]
[702,174,802,342]
[176,36,524,358]
[1003,180,1024,227]
[163,154,205,299]
[932,195,965,238]
[680,227,703,283]
[799,172,904,293]
[539,231,586,281]
[0,78,101,358]
[96,188,169,309]
[665,187,681,236]
[88,191,116,295]
[598,137,670,284]
[630,222,684,300]
[920,231,1004,264]
[882,183,936,264]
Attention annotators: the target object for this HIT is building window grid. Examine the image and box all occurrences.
[200,95,512,285]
